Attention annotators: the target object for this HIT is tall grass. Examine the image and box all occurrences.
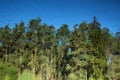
[20,70,33,80]
[0,62,17,80]
[20,70,39,80]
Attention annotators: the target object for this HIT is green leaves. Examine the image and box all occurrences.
[0,17,119,80]
[67,73,78,80]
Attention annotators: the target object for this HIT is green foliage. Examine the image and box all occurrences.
[0,62,17,80]
[0,17,119,80]
[20,70,33,80]
[67,73,78,80]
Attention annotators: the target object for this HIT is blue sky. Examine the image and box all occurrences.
[0,0,120,33]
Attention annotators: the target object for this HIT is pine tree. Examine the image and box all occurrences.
[56,24,71,80]
[0,25,11,62]
[67,21,91,80]
[88,16,107,79]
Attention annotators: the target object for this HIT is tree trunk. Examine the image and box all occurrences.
[18,68,21,80]
[86,69,87,80]
[39,66,42,80]
[4,48,8,63]
[32,47,37,80]
[18,55,21,80]
[32,66,35,80]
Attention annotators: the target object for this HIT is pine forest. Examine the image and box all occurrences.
[0,17,120,80]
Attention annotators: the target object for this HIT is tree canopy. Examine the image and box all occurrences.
[0,17,120,80]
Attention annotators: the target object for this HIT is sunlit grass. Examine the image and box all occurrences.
[20,70,33,80]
